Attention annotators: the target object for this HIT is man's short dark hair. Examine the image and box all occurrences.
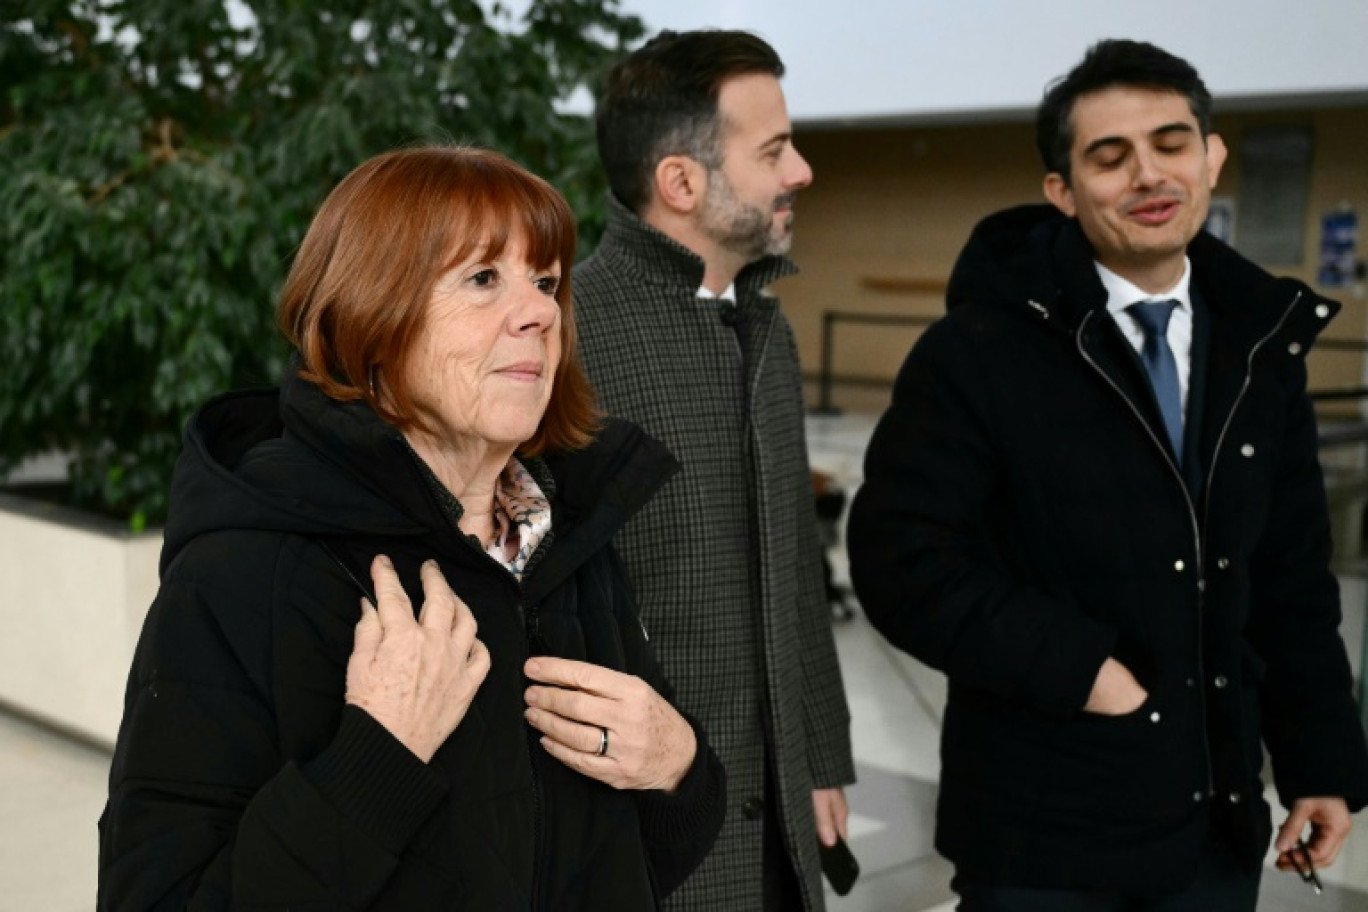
[1036,39,1213,183]
[595,29,784,214]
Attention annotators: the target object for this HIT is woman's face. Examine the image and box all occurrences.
[404,231,562,452]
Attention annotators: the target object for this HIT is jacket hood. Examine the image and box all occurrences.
[945,204,1334,340]
[947,204,1069,319]
[159,382,421,575]
[160,372,679,581]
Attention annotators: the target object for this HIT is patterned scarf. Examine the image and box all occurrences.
[487,458,551,581]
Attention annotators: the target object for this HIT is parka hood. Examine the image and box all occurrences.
[946,204,1070,319]
[160,372,679,581]
[946,203,1339,344]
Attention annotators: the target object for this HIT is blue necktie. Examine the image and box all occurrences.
[1127,300,1183,460]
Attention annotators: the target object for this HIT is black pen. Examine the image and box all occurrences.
[1290,839,1324,895]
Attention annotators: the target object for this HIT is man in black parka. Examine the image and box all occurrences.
[849,39,1368,910]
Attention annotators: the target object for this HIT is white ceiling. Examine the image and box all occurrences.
[615,0,1368,125]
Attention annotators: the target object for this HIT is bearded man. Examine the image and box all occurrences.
[574,29,855,912]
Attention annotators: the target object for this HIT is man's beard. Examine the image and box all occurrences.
[699,168,796,262]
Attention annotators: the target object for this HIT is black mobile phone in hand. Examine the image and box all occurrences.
[819,836,860,896]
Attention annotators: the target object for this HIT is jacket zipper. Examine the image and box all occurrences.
[519,529,557,909]
[511,564,549,909]
[442,481,560,907]
[1197,290,1302,799]
[1075,291,1307,802]
[1075,310,1214,797]
[476,524,550,910]
[524,593,548,911]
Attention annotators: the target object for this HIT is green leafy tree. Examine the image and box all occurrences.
[0,0,641,529]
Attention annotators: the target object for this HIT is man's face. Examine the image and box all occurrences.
[696,73,813,263]
[1044,86,1226,287]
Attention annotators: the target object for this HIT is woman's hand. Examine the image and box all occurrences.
[345,556,490,763]
[523,656,697,792]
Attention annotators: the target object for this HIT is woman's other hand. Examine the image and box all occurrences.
[346,555,490,762]
[523,657,697,792]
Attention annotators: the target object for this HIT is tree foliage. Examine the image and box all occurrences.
[0,0,641,528]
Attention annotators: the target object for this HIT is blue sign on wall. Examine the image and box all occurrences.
[1318,207,1359,288]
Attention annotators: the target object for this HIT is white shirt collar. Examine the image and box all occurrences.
[696,282,737,303]
[1095,258,1193,317]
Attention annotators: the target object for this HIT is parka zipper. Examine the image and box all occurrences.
[517,533,556,909]
[466,527,553,909]
[1075,310,1215,797]
[1074,290,1307,803]
[523,592,548,911]
[1196,291,1302,802]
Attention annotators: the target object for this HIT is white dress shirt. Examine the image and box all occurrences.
[696,282,737,302]
[1096,259,1194,421]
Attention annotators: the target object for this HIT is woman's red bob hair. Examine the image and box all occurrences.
[277,145,598,456]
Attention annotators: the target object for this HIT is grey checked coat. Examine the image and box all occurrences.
[574,200,855,911]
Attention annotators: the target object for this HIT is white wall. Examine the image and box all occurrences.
[0,503,161,746]
[616,0,1368,124]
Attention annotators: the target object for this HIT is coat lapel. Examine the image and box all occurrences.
[735,293,778,420]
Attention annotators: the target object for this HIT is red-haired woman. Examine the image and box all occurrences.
[98,147,724,910]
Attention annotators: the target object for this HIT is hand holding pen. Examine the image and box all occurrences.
[1274,797,1352,893]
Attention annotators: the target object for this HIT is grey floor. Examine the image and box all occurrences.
[3,411,1368,910]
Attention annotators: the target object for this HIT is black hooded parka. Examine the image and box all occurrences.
[850,205,1368,892]
[98,373,726,910]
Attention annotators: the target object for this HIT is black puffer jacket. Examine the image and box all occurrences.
[98,373,726,910]
[850,205,1368,892]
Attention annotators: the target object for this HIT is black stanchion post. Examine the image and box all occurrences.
[815,311,839,416]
